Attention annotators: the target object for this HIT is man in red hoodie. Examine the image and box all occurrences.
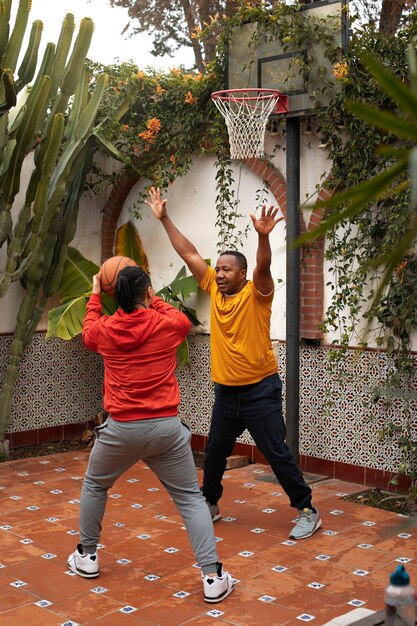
[67,266,234,603]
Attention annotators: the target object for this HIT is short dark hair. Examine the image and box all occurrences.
[219,250,247,271]
[115,266,151,313]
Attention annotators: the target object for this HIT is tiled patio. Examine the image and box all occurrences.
[0,450,416,626]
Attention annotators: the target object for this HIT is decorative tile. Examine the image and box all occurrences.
[35,600,53,607]
[348,599,366,607]
[206,609,224,617]
[173,591,190,598]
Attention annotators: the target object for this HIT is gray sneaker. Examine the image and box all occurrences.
[289,507,322,539]
[207,502,221,522]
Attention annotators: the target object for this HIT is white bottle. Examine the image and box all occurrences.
[385,564,416,626]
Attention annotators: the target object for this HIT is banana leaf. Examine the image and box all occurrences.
[46,295,88,340]
[115,220,149,271]
[58,247,99,299]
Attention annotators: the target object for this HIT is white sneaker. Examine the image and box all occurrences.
[203,562,235,603]
[67,544,99,578]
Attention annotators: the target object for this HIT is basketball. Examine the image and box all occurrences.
[99,256,137,296]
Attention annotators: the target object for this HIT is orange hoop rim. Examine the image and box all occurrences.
[211,87,283,102]
[211,88,288,115]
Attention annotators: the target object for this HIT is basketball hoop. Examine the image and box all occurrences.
[211,88,288,160]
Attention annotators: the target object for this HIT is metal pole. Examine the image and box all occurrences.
[285,116,300,462]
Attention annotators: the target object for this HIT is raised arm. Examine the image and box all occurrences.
[250,205,283,295]
[145,187,208,283]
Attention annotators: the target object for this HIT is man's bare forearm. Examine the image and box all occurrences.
[160,215,199,262]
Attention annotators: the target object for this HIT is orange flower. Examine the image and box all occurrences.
[121,124,129,132]
[395,260,408,284]
[185,91,197,105]
[137,118,162,150]
[155,84,165,96]
[147,117,161,132]
[333,61,348,81]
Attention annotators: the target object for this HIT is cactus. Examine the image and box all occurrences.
[0,2,110,460]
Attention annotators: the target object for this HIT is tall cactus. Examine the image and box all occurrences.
[0,1,109,459]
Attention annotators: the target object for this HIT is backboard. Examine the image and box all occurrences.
[226,0,349,118]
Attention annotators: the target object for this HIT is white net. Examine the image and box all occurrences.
[211,89,282,160]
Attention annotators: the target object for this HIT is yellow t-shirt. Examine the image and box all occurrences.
[199,266,278,386]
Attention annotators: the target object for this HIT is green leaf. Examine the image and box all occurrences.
[46,295,88,340]
[348,101,417,141]
[176,340,190,369]
[115,221,149,271]
[300,160,407,244]
[360,50,417,124]
[93,132,124,161]
[58,247,99,299]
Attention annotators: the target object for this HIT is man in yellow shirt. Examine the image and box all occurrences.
[146,187,321,540]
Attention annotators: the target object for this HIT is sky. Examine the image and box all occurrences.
[26,0,194,70]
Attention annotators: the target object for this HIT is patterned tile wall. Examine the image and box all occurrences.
[3,333,416,474]
[1,334,103,433]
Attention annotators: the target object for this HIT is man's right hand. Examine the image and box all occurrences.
[145,187,167,220]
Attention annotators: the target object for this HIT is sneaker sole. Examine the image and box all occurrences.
[289,518,322,540]
[204,579,234,603]
[67,559,99,579]
[211,511,221,522]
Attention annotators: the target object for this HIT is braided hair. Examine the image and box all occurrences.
[115,266,151,313]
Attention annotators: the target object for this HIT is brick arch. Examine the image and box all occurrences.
[245,158,334,341]
[100,169,140,261]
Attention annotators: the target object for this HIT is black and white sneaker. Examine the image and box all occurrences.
[67,544,99,578]
[203,562,235,603]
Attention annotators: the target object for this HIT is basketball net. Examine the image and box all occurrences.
[211,89,286,160]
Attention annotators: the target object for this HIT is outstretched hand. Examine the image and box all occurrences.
[145,187,167,220]
[249,205,283,236]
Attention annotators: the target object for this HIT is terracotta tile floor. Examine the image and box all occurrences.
[0,450,415,625]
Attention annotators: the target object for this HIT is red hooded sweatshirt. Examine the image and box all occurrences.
[82,294,192,421]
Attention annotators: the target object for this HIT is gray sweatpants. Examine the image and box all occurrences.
[79,415,219,574]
